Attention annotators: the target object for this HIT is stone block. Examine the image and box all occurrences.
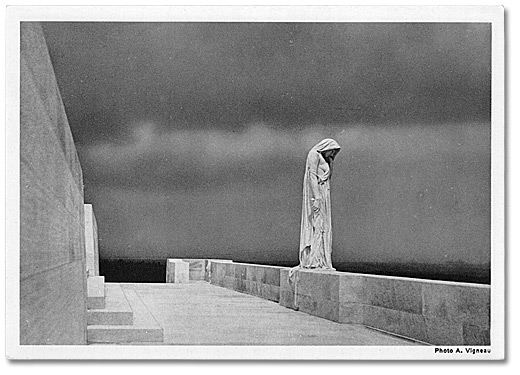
[242,280,251,293]
[207,260,232,283]
[87,326,163,344]
[458,285,491,328]
[224,262,235,277]
[339,273,366,303]
[209,262,223,285]
[338,302,364,324]
[363,305,401,335]
[182,259,205,281]
[235,276,247,293]
[422,283,459,321]
[259,283,280,302]
[250,281,261,297]
[397,311,428,343]
[84,204,99,276]
[248,265,261,282]
[234,264,247,281]
[392,278,423,314]
[87,276,105,309]
[270,285,281,302]
[296,294,339,322]
[463,323,491,345]
[223,276,236,290]
[264,266,281,286]
[204,259,226,281]
[165,259,189,283]
[279,290,296,310]
[88,310,133,326]
[296,269,339,301]
[422,282,489,328]
[279,268,292,292]
[364,276,395,310]
[424,316,464,345]
[244,265,255,281]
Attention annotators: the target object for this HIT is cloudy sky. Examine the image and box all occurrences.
[41,22,491,265]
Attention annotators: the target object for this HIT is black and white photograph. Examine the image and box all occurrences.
[4,4,505,361]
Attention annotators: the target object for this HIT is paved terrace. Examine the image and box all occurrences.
[90,281,422,346]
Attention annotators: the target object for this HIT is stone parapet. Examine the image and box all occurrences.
[208,261,490,345]
[209,261,285,302]
[280,268,490,346]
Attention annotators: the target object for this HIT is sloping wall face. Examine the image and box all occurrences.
[20,22,87,345]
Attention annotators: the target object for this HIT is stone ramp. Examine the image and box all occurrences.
[113,282,422,346]
[87,283,163,344]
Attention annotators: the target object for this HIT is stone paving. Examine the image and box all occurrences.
[118,282,423,346]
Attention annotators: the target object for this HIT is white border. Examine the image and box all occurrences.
[4,5,505,361]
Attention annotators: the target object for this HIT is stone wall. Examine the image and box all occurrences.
[20,22,87,345]
[209,261,282,302]
[209,262,490,345]
[280,268,490,345]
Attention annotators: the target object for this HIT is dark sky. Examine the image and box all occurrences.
[43,22,491,143]
[40,22,492,265]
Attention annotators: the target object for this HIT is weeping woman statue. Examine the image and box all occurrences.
[290,139,341,282]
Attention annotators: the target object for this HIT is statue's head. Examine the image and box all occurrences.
[315,138,341,161]
[321,148,340,161]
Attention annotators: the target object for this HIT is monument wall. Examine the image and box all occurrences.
[20,22,87,344]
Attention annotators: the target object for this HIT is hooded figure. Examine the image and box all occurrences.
[292,138,341,277]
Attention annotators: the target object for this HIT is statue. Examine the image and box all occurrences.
[290,138,341,279]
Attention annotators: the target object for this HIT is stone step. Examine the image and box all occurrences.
[87,283,133,326]
[87,276,105,309]
[87,284,163,344]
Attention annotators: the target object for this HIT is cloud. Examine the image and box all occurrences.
[79,122,330,192]
[79,120,490,196]
[42,22,491,145]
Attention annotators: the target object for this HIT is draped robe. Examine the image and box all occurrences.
[290,139,341,281]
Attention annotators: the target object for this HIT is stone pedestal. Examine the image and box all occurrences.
[84,204,99,276]
[166,259,189,283]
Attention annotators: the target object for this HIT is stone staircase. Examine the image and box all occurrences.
[86,277,163,344]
